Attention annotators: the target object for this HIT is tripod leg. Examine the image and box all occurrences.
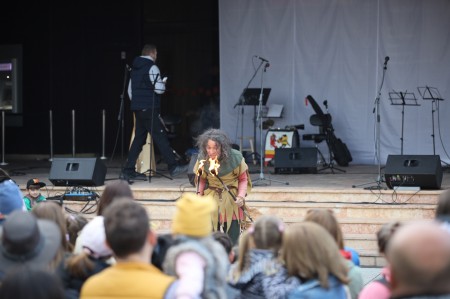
[316,146,327,166]
[319,134,346,174]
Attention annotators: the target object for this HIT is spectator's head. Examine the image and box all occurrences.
[66,214,88,251]
[304,208,345,249]
[32,201,70,252]
[103,200,154,259]
[213,231,234,263]
[97,180,134,216]
[436,190,450,222]
[81,216,113,260]
[236,215,284,272]
[376,221,402,257]
[0,173,24,224]
[172,193,216,238]
[387,220,450,296]
[0,265,65,299]
[0,211,60,274]
[282,221,349,289]
[25,178,46,200]
[248,215,284,251]
[26,178,46,190]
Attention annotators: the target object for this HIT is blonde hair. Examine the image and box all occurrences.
[304,208,345,249]
[236,216,284,273]
[282,222,349,288]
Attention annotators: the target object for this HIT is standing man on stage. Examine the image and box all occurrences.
[121,44,188,181]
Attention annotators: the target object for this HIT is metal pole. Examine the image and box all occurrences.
[0,111,8,166]
[49,110,53,161]
[100,109,107,160]
[72,109,75,157]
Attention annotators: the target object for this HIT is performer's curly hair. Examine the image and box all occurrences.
[195,128,232,161]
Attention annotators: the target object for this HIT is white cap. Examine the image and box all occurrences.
[81,216,113,259]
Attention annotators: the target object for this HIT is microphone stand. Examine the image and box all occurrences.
[352,58,389,189]
[118,65,130,160]
[234,58,264,160]
[252,61,289,186]
[111,64,130,180]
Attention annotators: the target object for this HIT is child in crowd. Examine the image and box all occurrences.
[23,178,46,211]
[163,193,229,299]
[66,214,88,252]
[284,222,350,298]
[228,215,285,298]
[304,208,363,299]
[358,221,402,299]
[61,216,113,298]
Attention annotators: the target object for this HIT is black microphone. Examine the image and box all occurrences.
[264,62,270,72]
[254,55,269,63]
[384,56,390,65]
[126,64,132,71]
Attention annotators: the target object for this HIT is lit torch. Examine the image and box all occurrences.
[196,159,206,194]
[209,158,220,176]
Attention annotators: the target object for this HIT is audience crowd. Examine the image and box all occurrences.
[1,168,450,299]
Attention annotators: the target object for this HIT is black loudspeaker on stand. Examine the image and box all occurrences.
[49,158,107,186]
[384,155,443,190]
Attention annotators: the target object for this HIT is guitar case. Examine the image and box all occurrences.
[329,133,352,167]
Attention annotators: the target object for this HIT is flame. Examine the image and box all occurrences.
[209,158,220,175]
[196,159,206,176]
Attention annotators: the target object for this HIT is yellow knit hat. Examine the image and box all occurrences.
[172,193,216,238]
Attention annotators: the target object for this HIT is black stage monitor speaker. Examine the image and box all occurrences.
[49,158,107,186]
[187,154,198,186]
[274,147,317,174]
[384,155,443,190]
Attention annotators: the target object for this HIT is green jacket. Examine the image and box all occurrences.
[23,194,46,211]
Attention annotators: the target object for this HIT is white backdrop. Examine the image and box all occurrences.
[219,0,450,165]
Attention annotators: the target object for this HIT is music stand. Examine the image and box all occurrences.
[417,86,444,155]
[388,91,420,155]
[242,88,270,147]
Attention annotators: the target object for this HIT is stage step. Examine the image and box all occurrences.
[358,249,387,268]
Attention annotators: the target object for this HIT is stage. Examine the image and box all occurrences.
[4,155,449,267]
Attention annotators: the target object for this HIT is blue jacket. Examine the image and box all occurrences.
[287,275,348,299]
